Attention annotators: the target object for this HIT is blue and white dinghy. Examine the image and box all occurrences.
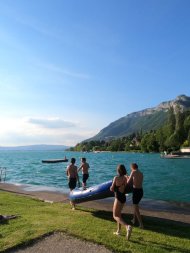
[69,181,114,204]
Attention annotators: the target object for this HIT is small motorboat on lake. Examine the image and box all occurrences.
[42,158,68,163]
[161,154,190,159]
[161,148,190,159]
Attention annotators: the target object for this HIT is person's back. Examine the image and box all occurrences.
[66,158,79,191]
[67,164,78,179]
[78,158,90,189]
[128,163,144,229]
[67,158,79,210]
[114,175,128,193]
[132,169,143,189]
[81,162,89,174]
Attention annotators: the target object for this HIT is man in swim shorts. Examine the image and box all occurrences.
[66,158,79,209]
[127,163,144,228]
[78,157,90,189]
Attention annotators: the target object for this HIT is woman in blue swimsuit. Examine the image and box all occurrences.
[110,164,132,240]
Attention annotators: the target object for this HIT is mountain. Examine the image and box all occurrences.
[87,95,190,141]
[0,144,69,151]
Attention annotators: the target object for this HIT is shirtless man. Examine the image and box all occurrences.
[66,158,79,209]
[78,158,90,189]
[127,163,144,228]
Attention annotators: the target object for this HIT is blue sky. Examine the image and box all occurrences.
[0,0,190,146]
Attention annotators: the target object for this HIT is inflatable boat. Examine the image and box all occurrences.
[69,180,114,204]
[42,159,68,163]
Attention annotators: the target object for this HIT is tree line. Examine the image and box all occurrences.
[69,107,190,153]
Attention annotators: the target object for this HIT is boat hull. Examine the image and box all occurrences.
[42,159,68,163]
[69,180,114,204]
[161,155,190,159]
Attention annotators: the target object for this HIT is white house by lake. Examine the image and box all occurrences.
[180,147,190,153]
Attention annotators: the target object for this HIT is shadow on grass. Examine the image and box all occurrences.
[131,238,190,253]
[0,220,9,225]
[3,232,55,253]
[0,215,19,226]
[78,207,190,240]
[75,207,190,253]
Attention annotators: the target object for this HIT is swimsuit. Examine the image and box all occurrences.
[115,188,126,204]
[114,179,126,204]
[82,173,89,183]
[68,178,77,190]
[124,181,133,194]
[132,188,143,204]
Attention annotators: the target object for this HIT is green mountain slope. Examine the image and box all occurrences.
[87,95,190,141]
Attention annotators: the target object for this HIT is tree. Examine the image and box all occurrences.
[182,140,189,147]
[165,132,180,150]
[167,106,176,136]
[125,142,131,151]
[156,128,166,151]
[175,105,184,135]
[184,115,190,135]
[141,132,159,152]
[188,130,190,146]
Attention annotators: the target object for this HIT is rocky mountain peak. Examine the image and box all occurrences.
[175,94,189,102]
[153,95,190,113]
[86,94,190,141]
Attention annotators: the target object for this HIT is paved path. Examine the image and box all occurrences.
[8,233,112,253]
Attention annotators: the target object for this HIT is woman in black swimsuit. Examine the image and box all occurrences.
[110,164,132,240]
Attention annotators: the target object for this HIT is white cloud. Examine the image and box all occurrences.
[27,117,76,129]
[0,131,92,146]
[0,117,97,146]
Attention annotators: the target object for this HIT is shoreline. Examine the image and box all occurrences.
[1,182,190,225]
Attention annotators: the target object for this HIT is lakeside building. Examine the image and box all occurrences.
[180,147,190,153]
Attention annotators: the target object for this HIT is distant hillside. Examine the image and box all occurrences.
[87,95,190,141]
[0,145,69,151]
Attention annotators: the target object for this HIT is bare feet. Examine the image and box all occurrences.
[113,231,120,236]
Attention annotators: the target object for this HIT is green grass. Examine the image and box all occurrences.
[0,192,190,253]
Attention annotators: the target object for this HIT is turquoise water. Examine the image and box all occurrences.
[0,151,190,203]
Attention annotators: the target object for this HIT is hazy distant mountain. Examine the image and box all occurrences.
[0,144,69,151]
[87,95,190,141]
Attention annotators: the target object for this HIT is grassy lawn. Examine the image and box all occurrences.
[0,192,190,253]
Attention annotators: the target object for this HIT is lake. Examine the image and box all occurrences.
[0,151,189,203]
